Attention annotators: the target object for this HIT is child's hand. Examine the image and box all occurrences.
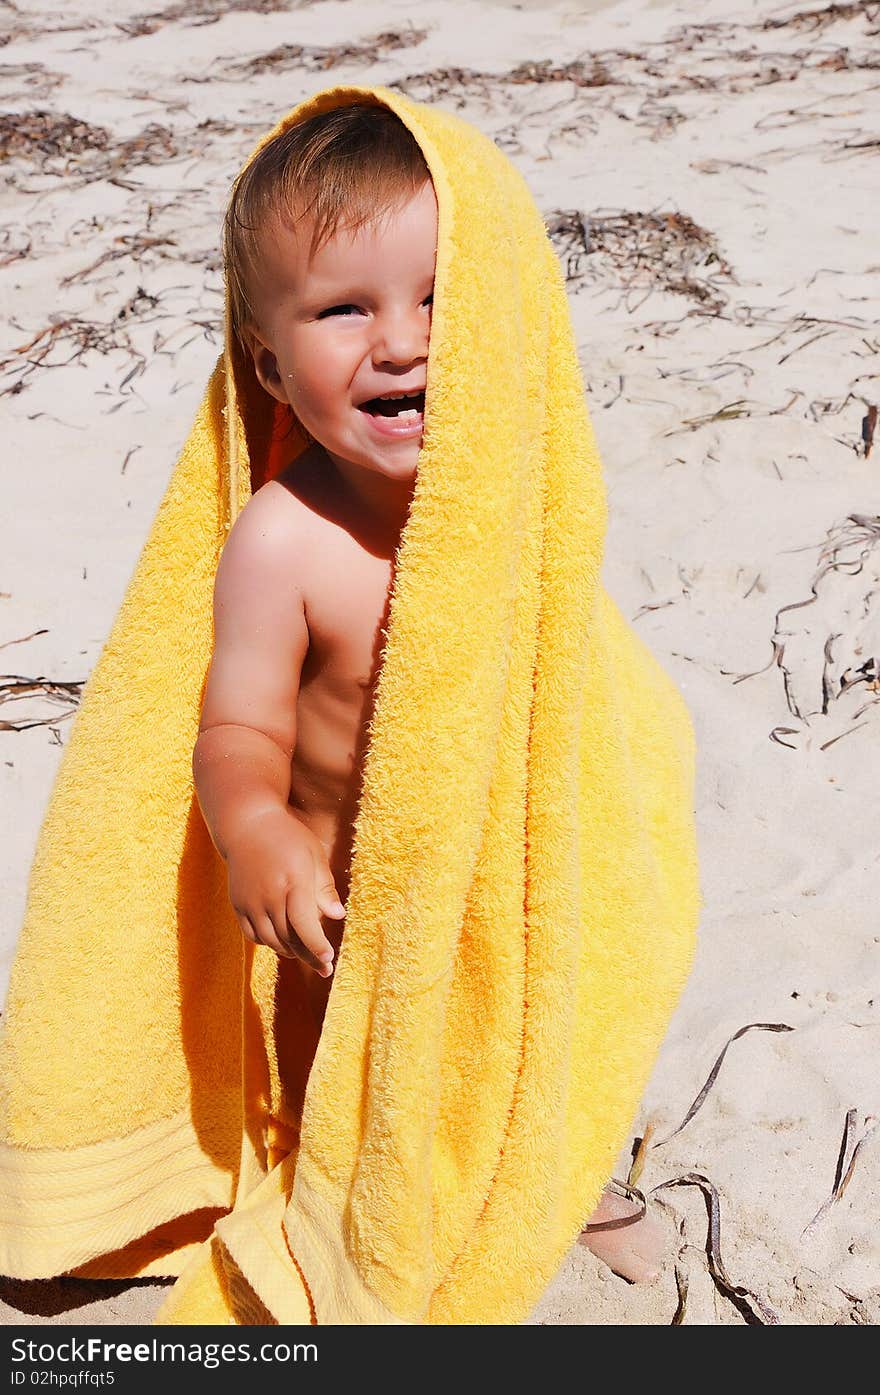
[224,806,346,975]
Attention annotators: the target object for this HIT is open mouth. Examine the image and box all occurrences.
[358,391,426,420]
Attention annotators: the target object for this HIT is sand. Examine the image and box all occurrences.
[2,0,878,1327]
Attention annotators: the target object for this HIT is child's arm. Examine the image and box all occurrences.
[192,497,344,974]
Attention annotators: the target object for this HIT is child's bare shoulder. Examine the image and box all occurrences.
[204,475,313,749]
[214,470,314,608]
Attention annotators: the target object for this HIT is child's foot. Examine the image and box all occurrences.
[578,1185,667,1284]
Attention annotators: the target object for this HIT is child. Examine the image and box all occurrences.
[195,102,665,1286]
[0,86,699,1323]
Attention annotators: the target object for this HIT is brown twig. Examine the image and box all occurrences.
[546,208,735,313]
[579,1177,648,1233]
[653,1024,795,1148]
[0,629,49,653]
[801,1108,880,1239]
[0,674,83,732]
[671,1262,689,1324]
[228,29,427,80]
[652,1172,781,1324]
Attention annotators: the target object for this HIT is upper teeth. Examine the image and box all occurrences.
[378,391,421,399]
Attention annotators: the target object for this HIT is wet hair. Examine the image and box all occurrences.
[223,102,432,345]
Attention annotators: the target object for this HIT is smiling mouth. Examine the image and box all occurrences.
[357,393,426,435]
[358,391,426,419]
[359,393,423,412]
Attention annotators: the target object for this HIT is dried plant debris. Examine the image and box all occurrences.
[546,209,735,313]
[760,1,879,32]
[671,1263,689,1324]
[801,1108,879,1240]
[0,228,30,269]
[223,29,427,80]
[2,277,224,397]
[0,628,49,655]
[626,1119,657,1189]
[0,2,91,44]
[0,110,178,180]
[579,1177,648,1234]
[1,315,141,396]
[507,57,619,88]
[120,0,300,37]
[1,111,238,187]
[653,1172,781,1325]
[0,63,66,103]
[394,54,617,106]
[0,110,110,165]
[116,124,178,167]
[0,4,47,47]
[762,513,880,726]
[398,5,878,116]
[653,1023,795,1148]
[60,238,175,288]
[0,675,83,733]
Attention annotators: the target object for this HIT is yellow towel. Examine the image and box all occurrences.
[0,84,701,1324]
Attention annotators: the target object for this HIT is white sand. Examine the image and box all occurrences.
[2,0,878,1326]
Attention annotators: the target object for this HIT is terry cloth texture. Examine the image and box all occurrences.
[0,84,702,1324]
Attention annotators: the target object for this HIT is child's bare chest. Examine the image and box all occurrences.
[288,499,399,842]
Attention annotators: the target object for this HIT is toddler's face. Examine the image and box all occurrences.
[246,180,438,488]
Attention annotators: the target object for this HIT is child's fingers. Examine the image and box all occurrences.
[248,910,296,960]
[265,898,302,960]
[314,869,346,920]
[237,910,278,954]
[285,884,335,976]
[238,913,259,947]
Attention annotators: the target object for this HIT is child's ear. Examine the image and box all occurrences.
[241,325,287,405]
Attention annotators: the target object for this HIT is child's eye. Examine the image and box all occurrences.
[319,296,433,319]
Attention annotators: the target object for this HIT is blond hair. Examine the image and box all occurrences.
[223,102,432,344]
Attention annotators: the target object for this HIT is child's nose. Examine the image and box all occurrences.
[372,308,429,364]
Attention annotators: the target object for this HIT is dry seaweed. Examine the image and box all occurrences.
[121,446,142,475]
[545,209,735,314]
[229,29,427,79]
[626,1118,657,1188]
[801,1108,879,1239]
[0,111,236,194]
[507,57,618,88]
[729,510,880,738]
[0,230,30,270]
[0,62,66,102]
[653,1023,795,1148]
[671,1263,689,1324]
[0,675,83,733]
[579,1177,648,1234]
[120,0,296,37]
[0,629,49,654]
[0,315,139,396]
[760,2,879,32]
[0,110,178,184]
[766,514,880,722]
[397,5,879,119]
[0,2,88,45]
[653,1172,781,1324]
[60,239,174,288]
[0,109,109,165]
